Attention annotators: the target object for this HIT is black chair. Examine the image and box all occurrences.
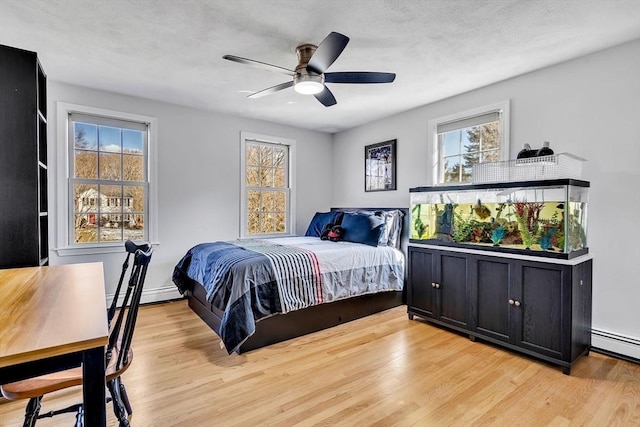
[1,241,153,427]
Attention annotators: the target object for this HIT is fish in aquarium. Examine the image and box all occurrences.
[473,199,491,220]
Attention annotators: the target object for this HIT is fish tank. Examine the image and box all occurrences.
[409,179,589,259]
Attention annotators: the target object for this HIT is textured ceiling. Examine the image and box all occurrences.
[1,0,639,133]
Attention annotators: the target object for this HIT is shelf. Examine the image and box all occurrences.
[39,165,48,213]
[37,60,47,117]
[38,115,47,165]
[39,215,49,265]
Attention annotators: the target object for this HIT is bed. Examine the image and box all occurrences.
[172,207,408,354]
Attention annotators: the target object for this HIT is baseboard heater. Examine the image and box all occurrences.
[591,328,640,364]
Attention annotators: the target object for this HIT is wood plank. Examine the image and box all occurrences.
[1,299,638,426]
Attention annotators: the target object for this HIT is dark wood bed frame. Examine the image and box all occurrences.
[184,207,409,354]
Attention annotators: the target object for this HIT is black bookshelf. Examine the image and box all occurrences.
[0,44,49,268]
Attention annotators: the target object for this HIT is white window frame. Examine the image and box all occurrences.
[55,102,158,255]
[428,100,510,185]
[240,132,296,238]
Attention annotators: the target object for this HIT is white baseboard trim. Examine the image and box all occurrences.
[107,285,183,308]
[592,328,640,360]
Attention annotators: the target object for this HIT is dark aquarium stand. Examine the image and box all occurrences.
[407,179,592,374]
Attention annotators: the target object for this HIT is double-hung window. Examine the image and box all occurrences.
[240,132,295,237]
[429,101,510,184]
[56,103,157,254]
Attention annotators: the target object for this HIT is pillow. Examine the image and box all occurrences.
[356,209,404,248]
[341,212,386,246]
[382,210,404,248]
[356,210,389,246]
[305,211,343,237]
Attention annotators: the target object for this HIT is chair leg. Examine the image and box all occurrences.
[119,379,133,416]
[107,378,130,427]
[74,404,84,427]
[23,396,42,427]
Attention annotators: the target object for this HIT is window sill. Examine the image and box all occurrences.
[54,241,158,257]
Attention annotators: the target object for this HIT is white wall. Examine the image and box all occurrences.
[47,82,333,304]
[332,39,640,358]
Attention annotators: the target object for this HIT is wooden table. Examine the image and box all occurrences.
[0,262,108,426]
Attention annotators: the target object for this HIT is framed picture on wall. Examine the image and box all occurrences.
[365,139,397,192]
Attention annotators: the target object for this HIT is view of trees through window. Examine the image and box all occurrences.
[72,120,147,243]
[440,121,501,183]
[245,141,288,235]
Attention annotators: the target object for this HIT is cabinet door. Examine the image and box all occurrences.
[513,261,571,361]
[407,247,437,318]
[472,255,513,343]
[438,252,469,329]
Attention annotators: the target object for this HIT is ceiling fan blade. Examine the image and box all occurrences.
[324,72,396,84]
[314,86,337,107]
[248,81,294,98]
[223,55,295,76]
[307,32,349,74]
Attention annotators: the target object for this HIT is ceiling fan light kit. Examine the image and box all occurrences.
[294,73,324,95]
[224,32,396,107]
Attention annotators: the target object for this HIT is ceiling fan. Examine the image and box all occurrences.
[223,31,396,107]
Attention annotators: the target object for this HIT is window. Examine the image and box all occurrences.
[429,101,510,184]
[240,132,295,237]
[56,103,157,255]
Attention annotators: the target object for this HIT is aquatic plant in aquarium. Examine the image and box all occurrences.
[409,179,590,259]
[411,204,429,239]
[491,225,506,246]
[512,200,544,249]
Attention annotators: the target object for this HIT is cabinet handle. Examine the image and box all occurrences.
[435,283,441,289]
[508,299,515,305]
[431,282,436,288]
[514,300,521,307]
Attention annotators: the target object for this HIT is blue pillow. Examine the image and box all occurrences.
[305,211,343,237]
[341,212,386,246]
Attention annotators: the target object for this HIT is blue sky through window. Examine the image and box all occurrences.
[75,123,97,150]
[123,129,143,154]
[99,126,121,153]
[74,122,143,154]
[441,128,474,157]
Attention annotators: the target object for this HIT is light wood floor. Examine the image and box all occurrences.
[1,300,639,426]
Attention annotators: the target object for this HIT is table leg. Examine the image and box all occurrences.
[82,346,106,427]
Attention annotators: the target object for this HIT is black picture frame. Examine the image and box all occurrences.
[365,139,397,192]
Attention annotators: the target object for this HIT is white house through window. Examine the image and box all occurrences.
[69,112,148,244]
